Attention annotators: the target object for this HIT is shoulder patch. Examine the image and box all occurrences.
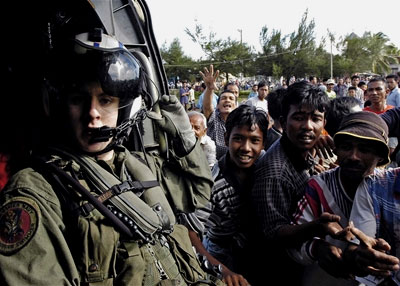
[0,198,39,254]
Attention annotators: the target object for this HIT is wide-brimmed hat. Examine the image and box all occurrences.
[334,111,390,166]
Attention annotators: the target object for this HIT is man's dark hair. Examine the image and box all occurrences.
[368,77,386,86]
[257,80,268,90]
[267,88,286,120]
[351,75,361,80]
[309,76,316,82]
[358,81,367,88]
[348,86,357,91]
[201,82,206,89]
[217,89,236,104]
[386,74,399,81]
[281,80,329,120]
[225,104,269,144]
[325,97,361,136]
[224,82,240,92]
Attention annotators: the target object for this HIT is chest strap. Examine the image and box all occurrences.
[80,180,159,216]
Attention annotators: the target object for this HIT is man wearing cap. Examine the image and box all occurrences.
[290,111,395,285]
[325,79,336,99]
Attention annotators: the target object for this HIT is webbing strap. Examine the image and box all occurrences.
[80,180,159,215]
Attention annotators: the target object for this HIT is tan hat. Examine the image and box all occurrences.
[326,79,335,85]
[334,111,390,166]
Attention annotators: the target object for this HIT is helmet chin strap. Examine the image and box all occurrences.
[85,119,134,156]
[88,126,117,144]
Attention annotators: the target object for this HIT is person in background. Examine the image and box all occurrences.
[363,78,395,153]
[242,80,269,113]
[188,84,196,110]
[188,111,217,168]
[248,84,258,99]
[324,96,362,138]
[224,81,240,101]
[197,82,218,111]
[325,79,336,99]
[386,74,400,107]
[333,78,347,97]
[346,75,364,105]
[179,80,190,111]
[309,76,318,86]
[251,81,330,285]
[264,87,286,151]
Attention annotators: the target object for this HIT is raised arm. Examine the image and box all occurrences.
[199,65,219,120]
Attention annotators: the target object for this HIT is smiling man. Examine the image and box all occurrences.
[200,65,238,159]
[188,104,268,286]
[251,80,330,286]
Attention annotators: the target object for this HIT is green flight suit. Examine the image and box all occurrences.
[0,143,216,286]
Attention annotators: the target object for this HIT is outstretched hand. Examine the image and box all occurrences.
[199,65,219,91]
[344,223,400,277]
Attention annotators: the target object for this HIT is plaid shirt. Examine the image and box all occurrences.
[207,110,228,160]
[252,134,315,240]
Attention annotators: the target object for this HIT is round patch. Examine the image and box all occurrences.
[0,198,39,254]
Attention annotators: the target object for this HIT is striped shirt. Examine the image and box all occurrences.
[294,167,353,226]
[188,153,257,248]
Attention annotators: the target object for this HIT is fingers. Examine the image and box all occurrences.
[349,225,374,248]
[223,274,250,286]
[320,212,341,223]
[375,238,391,252]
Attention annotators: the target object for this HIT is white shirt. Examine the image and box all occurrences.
[242,96,268,113]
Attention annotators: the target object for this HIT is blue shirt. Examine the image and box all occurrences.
[196,92,218,110]
[386,87,400,107]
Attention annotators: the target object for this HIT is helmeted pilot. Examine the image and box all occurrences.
[0,29,221,286]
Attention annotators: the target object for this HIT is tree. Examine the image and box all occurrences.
[160,38,196,82]
[185,22,255,79]
[339,32,400,75]
[365,32,399,75]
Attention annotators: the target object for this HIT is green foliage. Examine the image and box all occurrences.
[160,38,198,81]
[160,11,400,83]
[185,22,256,78]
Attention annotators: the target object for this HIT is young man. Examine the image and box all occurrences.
[248,84,258,99]
[386,74,400,107]
[292,111,393,286]
[264,87,286,150]
[363,77,394,114]
[346,75,365,105]
[242,80,269,113]
[188,104,269,286]
[200,65,238,159]
[196,82,218,111]
[251,81,330,285]
[0,31,221,286]
[325,79,336,99]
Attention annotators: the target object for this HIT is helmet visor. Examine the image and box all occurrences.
[49,32,142,106]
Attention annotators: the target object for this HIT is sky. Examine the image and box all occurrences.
[146,0,400,60]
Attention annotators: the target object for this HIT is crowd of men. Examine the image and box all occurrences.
[1,21,400,285]
[179,66,400,286]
